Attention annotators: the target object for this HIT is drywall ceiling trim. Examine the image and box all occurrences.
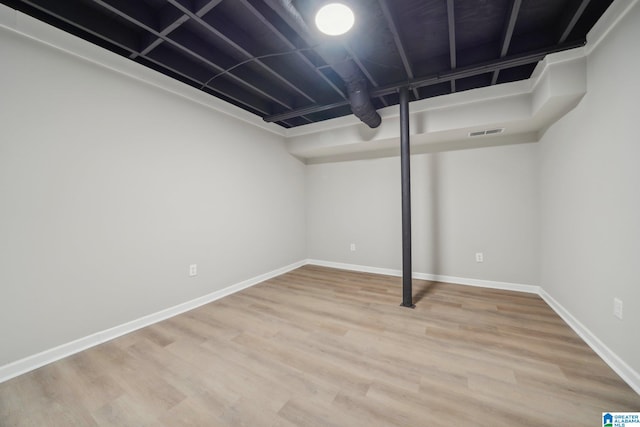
[284,48,587,140]
[586,0,640,55]
[285,0,636,162]
[303,132,539,165]
[284,77,534,139]
[286,52,587,162]
[0,2,16,27]
[0,4,287,137]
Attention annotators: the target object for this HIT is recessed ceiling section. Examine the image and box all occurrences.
[0,0,612,127]
[285,49,588,163]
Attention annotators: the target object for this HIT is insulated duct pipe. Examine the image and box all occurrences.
[264,0,381,128]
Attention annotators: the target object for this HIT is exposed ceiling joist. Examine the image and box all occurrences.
[193,0,224,15]
[492,0,523,85]
[237,0,347,101]
[164,0,314,123]
[166,0,315,104]
[559,0,592,43]
[264,40,585,123]
[374,41,583,94]
[446,0,456,93]
[131,0,222,58]
[132,14,187,59]
[129,0,220,60]
[378,0,419,99]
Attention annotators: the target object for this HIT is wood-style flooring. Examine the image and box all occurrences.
[1,265,638,426]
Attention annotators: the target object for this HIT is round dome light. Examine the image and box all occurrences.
[315,3,355,36]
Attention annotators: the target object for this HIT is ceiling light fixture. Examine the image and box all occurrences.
[315,3,355,36]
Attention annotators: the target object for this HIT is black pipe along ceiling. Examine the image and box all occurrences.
[1,0,613,128]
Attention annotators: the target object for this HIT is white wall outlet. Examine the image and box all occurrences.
[613,298,623,319]
[475,252,484,263]
[350,243,356,252]
[189,264,197,277]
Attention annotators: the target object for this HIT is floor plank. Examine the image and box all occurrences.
[1,265,638,426]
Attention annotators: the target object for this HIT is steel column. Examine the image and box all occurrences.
[399,87,415,308]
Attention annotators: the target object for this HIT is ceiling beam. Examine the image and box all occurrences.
[264,40,585,123]
[491,0,523,85]
[92,0,160,30]
[193,0,224,14]
[130,0,222,59]
[558,0,592,43]
[237,0,347,101]
[265,100,350,123]
[166,0,316,106]
[378,40,584,94]
[446,0,456,93]
[89,0,295,110]
[378,0,419,99]
[133,14,188,58]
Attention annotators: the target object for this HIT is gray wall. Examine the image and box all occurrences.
[307,143,539,286]
[539,2,640,374]
[2,1,639,381]
[307,1,640,378]
[0,23,306,365]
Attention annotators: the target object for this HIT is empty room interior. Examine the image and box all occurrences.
[1,0,639,425]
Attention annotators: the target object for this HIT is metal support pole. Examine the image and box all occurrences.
[399,87,415,308]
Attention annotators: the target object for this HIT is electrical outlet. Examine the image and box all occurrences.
[350,243,356,252]
[613,298,623,319]
[475,252,484,263]
[189,264,197,277]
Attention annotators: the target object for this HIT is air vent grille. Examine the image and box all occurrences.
[469,128,505,137]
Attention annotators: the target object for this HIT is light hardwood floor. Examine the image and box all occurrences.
[1,265,638,426]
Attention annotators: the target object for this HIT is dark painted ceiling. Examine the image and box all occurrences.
[2,0,613,128]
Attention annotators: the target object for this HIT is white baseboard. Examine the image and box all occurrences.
[306,259,539,294]
[4,258,638,396]
[539,289,640,395]
[307,259,403,278]
[0,259,306,384]
[307,259,639,395]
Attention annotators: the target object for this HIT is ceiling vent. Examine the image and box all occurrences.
[469,128,504,137]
